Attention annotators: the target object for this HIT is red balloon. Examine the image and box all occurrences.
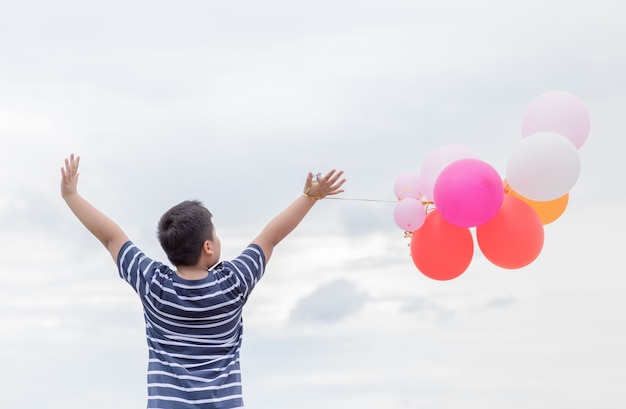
[410,210,474,280]
[476,195,544,269]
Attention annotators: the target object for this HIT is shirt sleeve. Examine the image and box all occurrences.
[219,244,266,301]
[117,241,161,295]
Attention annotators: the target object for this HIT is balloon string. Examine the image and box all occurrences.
[325,197,436,212]
[325,197,397,203]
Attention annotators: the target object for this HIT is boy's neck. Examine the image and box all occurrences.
[175,266,209,281]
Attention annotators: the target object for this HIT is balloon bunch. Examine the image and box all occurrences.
[393,91,590,280]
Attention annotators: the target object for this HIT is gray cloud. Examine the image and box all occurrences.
[289,279,369,324]
[401,296,455,320]
[486,295,516,309]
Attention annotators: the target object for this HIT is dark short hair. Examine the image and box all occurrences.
[157,200,214,267]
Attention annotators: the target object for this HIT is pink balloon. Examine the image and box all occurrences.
[433,158,504,228]
[522,91,591,149]
[420,145,477,200]
[393,198,427,231]
[393,173,428,200]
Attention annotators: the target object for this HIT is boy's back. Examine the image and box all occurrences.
[118,242,265,408]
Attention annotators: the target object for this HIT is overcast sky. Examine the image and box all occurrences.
[1,0,625,408]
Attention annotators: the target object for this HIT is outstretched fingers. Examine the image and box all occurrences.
[60,154,81,197]
[320,169,346,197]
[63,155,80,176]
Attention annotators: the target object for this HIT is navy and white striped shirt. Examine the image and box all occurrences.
[117,241,265,409]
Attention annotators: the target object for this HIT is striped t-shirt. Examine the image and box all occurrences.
[117,241,265,409]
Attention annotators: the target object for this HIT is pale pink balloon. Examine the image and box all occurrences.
[393,198,427,231]
[522,91,591,149]
[506,131,581,201]
[420,145,478,200]
[433,158,504,228]
[393,173,428,200]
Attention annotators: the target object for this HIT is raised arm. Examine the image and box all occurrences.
[251,169,346,262]
[61,154,129,262]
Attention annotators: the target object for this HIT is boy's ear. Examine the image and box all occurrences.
[203,240,214,255]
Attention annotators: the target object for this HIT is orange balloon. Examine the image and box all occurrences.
[507,185,568,225]
[410,210,474,280]
[476,195,544,269]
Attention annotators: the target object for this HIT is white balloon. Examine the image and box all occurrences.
[506,132,581,201]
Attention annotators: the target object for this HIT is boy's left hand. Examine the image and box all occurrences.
[303,169,346,200]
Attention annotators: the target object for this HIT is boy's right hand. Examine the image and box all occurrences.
[61,154,80,199]
[60,153,129,262]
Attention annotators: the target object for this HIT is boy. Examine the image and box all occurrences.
[60,154,346,409]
